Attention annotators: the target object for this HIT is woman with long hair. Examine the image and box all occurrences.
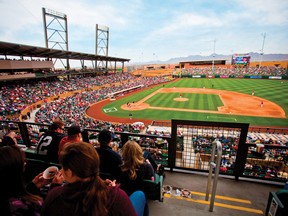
[42,141,139,216]
[0,146,42,216]
[120,140,155,196]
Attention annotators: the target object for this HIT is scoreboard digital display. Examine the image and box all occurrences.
[232,54,250,65]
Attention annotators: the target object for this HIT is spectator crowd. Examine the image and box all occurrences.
[0,73,168,132]
[179,66,287,77]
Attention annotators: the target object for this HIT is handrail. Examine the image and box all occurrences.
[1,120,287,183]
[205,140,223,212]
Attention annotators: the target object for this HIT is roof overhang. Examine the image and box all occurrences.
[0,41,130,62]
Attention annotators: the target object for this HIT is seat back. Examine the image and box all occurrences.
[140,173,164,202]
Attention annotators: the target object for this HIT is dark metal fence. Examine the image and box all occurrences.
[1,120,287,183]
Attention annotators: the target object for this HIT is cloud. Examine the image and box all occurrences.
[142,13,223,42]
[0,0,287,63]
[0,0,140,42]
[235,0,288,25]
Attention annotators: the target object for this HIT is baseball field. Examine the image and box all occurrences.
[87,78,288,127]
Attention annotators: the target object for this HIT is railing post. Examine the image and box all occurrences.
[209,141,222,212]
[234,125,249,180]
[170,120,178,171]
[18,122,31,147]
[120,133,129,146]
[205,140,223,212]
[82,129,89,143]
[205,140,217,201]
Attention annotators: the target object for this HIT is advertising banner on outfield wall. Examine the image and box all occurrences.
[269,76,282,79]
[250,76,262,79]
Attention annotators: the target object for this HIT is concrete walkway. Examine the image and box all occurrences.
[149,171,284,216]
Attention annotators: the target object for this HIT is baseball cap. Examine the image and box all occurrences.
[68,125,82,136]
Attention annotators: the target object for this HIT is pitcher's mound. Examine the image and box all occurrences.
[174,98,188,102]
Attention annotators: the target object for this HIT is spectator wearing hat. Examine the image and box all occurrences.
[58,125,82,159]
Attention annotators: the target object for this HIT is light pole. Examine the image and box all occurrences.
[212,39,216,73]
[259,32,266,68]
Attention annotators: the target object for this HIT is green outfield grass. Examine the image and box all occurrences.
[146,93,223,111]
[103,78,288,127]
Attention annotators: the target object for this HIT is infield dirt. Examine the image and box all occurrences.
[86,87,285,124]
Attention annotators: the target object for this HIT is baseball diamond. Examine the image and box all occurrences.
[86,78,288,127]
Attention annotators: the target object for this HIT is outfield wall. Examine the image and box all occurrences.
[173,74,288,80]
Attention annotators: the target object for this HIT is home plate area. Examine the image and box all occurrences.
[103,107,118,113]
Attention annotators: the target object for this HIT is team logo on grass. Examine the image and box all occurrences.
[103,107,117,113]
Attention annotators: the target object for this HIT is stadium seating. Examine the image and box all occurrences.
[100,172,164,202]
[139,173,164,202]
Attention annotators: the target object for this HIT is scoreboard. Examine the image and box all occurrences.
[231,54,251,66]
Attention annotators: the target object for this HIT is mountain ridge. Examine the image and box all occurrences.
[134,53,288,65]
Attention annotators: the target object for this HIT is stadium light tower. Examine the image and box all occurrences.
[212,39,216,73]
[259,32,266,68]
[96,24,109,74]
[42,8,69,69]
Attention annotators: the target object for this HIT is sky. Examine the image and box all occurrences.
[0,0,288,66]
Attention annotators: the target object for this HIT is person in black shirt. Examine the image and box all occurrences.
[36,121,65,163]
[96,129,122,181]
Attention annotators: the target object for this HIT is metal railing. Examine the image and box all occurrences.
[1,120,287,183]
[205,140,223,212]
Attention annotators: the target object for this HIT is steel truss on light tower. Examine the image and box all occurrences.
[259,32,266,68]
[96,24,109,74]
[42,7,70,69]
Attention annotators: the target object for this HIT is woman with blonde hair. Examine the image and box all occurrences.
[42,141,140,216]
[120,140,155,196]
